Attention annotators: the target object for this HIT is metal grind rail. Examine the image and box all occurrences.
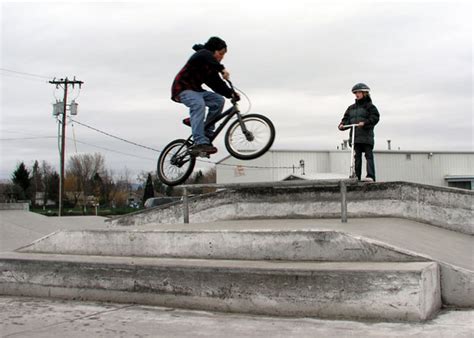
[178,178,358,224]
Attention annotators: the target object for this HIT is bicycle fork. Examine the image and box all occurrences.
[237,112,254,141]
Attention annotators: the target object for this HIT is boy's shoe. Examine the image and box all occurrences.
[362,177,375,182]
[190,144,218,156]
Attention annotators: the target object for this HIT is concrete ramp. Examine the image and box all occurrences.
[0,210,107,252]
[107,182,473,235]
[0,225,446,321]
[18,229,427,262]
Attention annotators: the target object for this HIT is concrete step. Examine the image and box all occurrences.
[17,229,427,262]
[0,252,441,321]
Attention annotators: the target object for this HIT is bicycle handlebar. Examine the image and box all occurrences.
[225,79,240,104]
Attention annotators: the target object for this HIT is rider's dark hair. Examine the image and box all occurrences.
[192,37,227,52]
[204,36,227,52]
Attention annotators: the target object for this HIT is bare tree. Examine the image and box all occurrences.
[67,153,106,212]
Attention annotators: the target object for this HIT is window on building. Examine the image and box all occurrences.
[447,181,472,190]
[445,176,474,190]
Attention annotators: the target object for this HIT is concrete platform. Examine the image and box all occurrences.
[0,253,441,321]
[106,217,474,308]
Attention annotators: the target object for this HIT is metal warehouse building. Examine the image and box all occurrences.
[216,150,474,190]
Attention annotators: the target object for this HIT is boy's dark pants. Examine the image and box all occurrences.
[354,143,376,181]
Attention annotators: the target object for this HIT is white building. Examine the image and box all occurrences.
[216,150,474,190]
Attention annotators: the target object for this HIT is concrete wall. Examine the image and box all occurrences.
[107,182,473,235]
[0,203,29,211]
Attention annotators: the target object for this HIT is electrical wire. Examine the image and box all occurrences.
[0,72,49,83]
[70,138,156,161]
[69,118,78,153]
[0,68,51,80]
[70,119,162,153]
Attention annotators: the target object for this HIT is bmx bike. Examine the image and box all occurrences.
[157,82,275,186]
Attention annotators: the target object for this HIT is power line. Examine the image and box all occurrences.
[0,136,56,141]
[0,68,51,80]
[70,119,162,153]
[71,138,156,161]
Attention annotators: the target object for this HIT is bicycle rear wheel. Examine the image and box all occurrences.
[157,139,196,186]
[224,113,275,160]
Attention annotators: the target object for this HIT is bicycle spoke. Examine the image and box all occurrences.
[229,118,272,154]
[159,141,194,184]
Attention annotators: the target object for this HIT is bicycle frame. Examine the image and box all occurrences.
[184,100,242,147]
[169,99,246,167]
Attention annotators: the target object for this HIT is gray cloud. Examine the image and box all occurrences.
[1,0,472,179]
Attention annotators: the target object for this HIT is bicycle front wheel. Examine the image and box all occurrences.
[157,139,196,186]
[225,114,275,160]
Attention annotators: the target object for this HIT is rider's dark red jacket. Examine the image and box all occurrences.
[171,48,233,102]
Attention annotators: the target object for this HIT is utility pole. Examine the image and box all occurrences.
[49,77,83,216]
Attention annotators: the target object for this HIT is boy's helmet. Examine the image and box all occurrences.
[351,83,370,93]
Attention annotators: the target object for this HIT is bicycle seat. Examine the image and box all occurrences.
[182,117,191,127]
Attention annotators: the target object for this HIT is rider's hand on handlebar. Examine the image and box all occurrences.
[338,123,344,130]
[221,69,230,80]
[232,92,241,102]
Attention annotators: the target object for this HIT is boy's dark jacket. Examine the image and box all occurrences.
[171,47,233,102]
[341,96,380,145]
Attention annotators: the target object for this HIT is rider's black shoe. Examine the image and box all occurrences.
[190,144,218,156]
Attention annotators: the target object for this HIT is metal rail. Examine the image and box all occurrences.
[177,178,358,224]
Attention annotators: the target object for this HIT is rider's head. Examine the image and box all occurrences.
[351,83,370,100]
[204,36,227,62]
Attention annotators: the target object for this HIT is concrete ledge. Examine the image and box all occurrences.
[0,253,441,321]
[17,230,427,262]
[107,182,473,235]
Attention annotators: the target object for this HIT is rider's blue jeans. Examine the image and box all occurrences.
[179,90,225,145]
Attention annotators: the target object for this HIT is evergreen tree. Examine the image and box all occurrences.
[143,173,155,203]
[31,160,43,206]
[12,162,31,200]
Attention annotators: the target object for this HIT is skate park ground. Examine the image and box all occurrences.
[1,209,473,337]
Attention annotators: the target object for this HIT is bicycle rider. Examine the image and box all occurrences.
[171,36,240,156]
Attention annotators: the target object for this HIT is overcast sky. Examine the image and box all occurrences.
[1,0,472,180]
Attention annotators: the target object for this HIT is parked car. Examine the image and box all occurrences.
[144,197,181,208]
